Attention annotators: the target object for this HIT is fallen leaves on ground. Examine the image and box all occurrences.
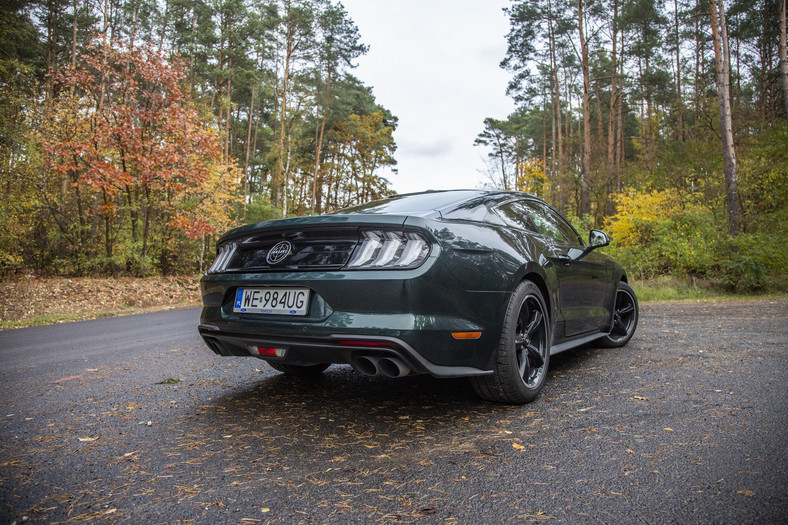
[0,275,200,324]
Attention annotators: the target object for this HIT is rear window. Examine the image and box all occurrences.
[338,191,482,215]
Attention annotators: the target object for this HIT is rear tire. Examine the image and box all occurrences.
[472,280,551,404]
[267,362,330,377]
[598,281,638,348]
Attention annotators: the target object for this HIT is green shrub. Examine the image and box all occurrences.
[0,252,24,277]
[602,190,723,279]
[717,235,768,292]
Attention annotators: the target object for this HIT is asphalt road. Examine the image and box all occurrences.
[1,301,786,524]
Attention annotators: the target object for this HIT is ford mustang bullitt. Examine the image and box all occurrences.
[198,190,638,404]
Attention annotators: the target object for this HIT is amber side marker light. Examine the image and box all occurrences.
[451,332,482,340]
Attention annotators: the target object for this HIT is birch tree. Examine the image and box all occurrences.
[708,0,740,235]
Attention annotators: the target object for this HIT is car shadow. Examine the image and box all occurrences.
[178,367,506,463]
[197,347,599,437]
[212,365,482,416]
[163,351,606,477]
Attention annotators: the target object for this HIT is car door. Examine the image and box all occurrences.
[516,201,613,338]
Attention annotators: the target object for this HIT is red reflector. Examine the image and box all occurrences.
[255,346,284,357]
[337,340,397,348]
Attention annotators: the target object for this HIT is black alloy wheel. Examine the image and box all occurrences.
[515,295,548,389]
[472,280,551,404]
[599,281,639,348]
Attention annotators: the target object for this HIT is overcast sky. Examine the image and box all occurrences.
[339,0,515,195]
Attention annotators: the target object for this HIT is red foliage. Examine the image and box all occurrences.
[39,41,224,240]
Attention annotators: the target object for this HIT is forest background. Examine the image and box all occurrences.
[1,0,787,294]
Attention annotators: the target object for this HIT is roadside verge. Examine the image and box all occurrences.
[0,275,201,329]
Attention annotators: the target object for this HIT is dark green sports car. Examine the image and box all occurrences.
[198,190,638,404]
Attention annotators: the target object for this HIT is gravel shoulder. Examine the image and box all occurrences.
[0,301,786,523]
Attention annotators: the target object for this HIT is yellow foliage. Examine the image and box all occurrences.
[604,190,680,247]
[515,157,547,196]
[603,189,727,279]
[169,160,244,239]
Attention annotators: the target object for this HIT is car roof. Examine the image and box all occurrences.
[338,189,535,217]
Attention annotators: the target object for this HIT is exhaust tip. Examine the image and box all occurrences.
[203,337,229,356]
[378,357,411,378]
[354,356,380,376]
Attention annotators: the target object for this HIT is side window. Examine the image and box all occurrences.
[498,200,583,246]
[497,202,538,232]
[517,202,570,242]
[530,202,583,245]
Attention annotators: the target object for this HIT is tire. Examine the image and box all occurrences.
[267,362,330,377]
[598,281,639,348]
[471,280,551,404]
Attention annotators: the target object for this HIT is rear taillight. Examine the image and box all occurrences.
[346,230,430,269]
[206,242,237,274]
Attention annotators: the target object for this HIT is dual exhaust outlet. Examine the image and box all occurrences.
[353,355,411,378]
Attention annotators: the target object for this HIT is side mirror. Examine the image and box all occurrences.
[588,229,610,248]
[569,230,611,261]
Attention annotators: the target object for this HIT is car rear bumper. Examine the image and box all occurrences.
[198,324,492,378]
[198,261,509,376]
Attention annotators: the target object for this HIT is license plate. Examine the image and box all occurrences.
[233,287,310,316]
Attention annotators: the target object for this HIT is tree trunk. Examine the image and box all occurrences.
[646,53,654,177]
[637,58,648,175]
[217,17,226,160]
[225,57,232,160]
[616,31,624,193]
[694,14,701,134]
[709,0,740,235]
[550,65,557,202]
[497,132,508,190]
[759,40,768,122]
[674,0,684,141]
[578,0,591,216]
[129,0,139,51]
[542,93,548,197]
[189,10,196,88]
[547,0,562,195]
[45,0,57,100]
[595,80,604,156]
[243,84,256,215]
[71,0,78,69]
[780,0,788,119]
[313,70,332,214]
[251,95,262,192]
[158,0,169,53]
[142,186,151,275]
[606,0,619,217]
[274,10,294,209]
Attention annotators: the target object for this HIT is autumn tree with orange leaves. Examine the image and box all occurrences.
[34,42,242,276]
[1,1,399,278]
